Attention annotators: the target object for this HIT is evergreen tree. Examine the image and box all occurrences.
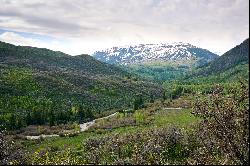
[150,94,154,103]
[78,105,85,122]
[49,110,55,126]
[85,107,94,121]
[163,91,167,100]
[25,112,32,125]
[133,95,144,110]
[9,113,16,130]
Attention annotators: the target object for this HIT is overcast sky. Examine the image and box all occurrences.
[0,0,249,55]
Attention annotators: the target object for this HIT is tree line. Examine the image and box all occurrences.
[0,96,94,130]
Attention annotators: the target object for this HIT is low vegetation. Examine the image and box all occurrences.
[1,81,244,165]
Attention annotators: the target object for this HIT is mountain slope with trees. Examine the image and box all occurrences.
[0,41,163,130]
[93,43,219,81]
[193,38,249,76]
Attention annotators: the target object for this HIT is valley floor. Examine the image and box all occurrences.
[14,96,200,164]
[5,83,249,165]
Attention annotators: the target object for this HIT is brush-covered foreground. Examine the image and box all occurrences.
[2,81,248,165]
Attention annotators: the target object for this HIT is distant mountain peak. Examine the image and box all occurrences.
[93,42,218,66]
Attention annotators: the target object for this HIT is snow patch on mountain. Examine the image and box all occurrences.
[93,42,218,66]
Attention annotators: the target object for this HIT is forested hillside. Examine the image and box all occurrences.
[192,38,249,78]
[0,41,163,130]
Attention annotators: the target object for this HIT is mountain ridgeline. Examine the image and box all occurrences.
[93,43,218,65]
[0,41,163,129]
[195,38,249,76]
[187,38,249,82]
[93,43,219,81]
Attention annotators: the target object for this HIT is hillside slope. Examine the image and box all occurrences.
[184,38,249,83]
[194,38,249,77]
[0,41,163,129]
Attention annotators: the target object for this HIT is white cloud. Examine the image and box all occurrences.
[0,32,72,54]
[0,0,248,55]
[0,32,38,46]
[0,31,114,55]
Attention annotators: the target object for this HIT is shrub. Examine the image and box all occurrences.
[192,81,249,165]
[172,86,184,99]
[82,126,191,165]
[0,129,25,165]
[134,111,146,125]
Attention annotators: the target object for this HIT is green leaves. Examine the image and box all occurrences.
[192,82,249,165]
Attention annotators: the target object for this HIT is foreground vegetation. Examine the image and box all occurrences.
[1,81,248,165]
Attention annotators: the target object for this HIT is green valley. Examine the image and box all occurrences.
[0,38,248,165]
[1,1,249,165]
[0,41,163,130]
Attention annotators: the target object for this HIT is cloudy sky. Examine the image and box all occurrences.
[0,0,249,55]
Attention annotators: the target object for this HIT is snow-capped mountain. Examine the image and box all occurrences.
[92,42,218,66]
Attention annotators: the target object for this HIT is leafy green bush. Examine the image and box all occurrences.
[134,111,146,124]
[192,81,249,165]
[172,86,184,99]
[83,126,191,165]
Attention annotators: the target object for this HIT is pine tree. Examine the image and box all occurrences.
[85,107,94,120]
[26,112,32,125]
[150,94,154,103]
[9,113,16,130]
[163,91,167,100]
[78,105,85,122]
[49,110,55,126]
[134,95,144,110]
